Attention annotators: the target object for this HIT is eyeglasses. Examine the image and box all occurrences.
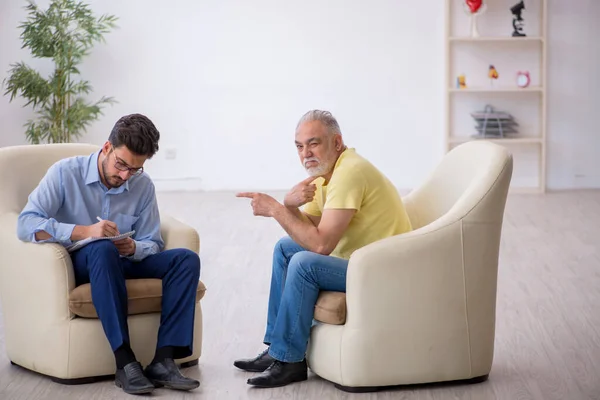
[110,146,144,176]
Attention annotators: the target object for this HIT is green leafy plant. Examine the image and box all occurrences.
[2,0,118,144]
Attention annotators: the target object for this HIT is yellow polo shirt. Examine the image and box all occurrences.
[303,148,412,260]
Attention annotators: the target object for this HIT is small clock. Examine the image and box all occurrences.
[516,71,530,88]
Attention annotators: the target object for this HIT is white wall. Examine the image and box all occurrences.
[546,0,600,189]
[0,0,597,191]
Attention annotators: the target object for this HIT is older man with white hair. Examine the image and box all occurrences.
[235,110,413,388]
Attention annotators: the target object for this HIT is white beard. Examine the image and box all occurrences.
[304,157,333,177]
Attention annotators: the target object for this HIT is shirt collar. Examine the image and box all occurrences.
[85,149,129,192]
[333,147,354,170]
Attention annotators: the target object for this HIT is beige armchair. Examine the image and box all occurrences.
[0,143,205,384]
[307,141,513,392]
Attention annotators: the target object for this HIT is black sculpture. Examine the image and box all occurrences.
[511,1,526,37]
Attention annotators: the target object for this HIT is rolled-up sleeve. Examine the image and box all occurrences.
[16,162,76,245]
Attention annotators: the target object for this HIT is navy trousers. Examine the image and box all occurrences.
[71,241,201,359]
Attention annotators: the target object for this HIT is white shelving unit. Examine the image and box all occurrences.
[445,0,547,193]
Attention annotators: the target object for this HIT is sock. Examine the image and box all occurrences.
[114,343,136,369]
[151,346,175,364]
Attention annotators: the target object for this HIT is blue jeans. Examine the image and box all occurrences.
[70,240,201,359]
[263,236,348,363]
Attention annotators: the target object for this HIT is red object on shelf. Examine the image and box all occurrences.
[465,0,483,13]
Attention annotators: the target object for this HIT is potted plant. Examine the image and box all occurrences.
[2,0,118,144]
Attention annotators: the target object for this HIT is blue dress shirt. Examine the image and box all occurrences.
[16,149,164,261]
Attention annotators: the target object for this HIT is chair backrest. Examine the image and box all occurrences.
[401,141,513,374]
[402,141,513,231]
[0,143,99,215]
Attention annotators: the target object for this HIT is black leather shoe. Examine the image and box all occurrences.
[247,359,308,388]
[144,358,200,391]
[115,361,155,395]
[234,347,275,372]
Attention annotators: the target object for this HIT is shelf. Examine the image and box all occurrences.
[449,36,544,43]
[445,0,547,193]
[448,137,543,145]
[449,87,543,93]
[509,186,544,194]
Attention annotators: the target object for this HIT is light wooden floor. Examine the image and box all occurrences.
[1,190,599,399]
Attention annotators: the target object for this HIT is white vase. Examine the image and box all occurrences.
[464,4,487,38]
[470,14,480,37]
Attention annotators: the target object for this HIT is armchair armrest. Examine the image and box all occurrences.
[160,214,200,253]
[344,220,466,330]
[0,212,75,324]
[0,212,200,325]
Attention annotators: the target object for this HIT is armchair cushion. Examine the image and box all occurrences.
[314,291,346,325]
[69,279,206,318]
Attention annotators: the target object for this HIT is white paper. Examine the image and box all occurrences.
[66,231,135,253]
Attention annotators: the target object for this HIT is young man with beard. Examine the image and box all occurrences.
[16,114,201,395]
[235,110,413,388]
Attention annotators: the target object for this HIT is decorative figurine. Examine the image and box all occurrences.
[488,65,499,87]
[510,1,526,37]
[516,71,531,88]
[463,0,487,38]
[457,74,467,89]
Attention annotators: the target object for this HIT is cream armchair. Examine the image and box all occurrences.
[0,143,205,384]
[307,141,513,392]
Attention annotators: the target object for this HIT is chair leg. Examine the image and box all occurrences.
[334,383,381,393]
[50,375,114,385]
[334,374,489,393]
[179,359,199,368]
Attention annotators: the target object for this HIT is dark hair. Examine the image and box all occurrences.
[108,114,160,157]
